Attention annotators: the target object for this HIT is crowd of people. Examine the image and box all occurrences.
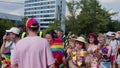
[0,17,120,68]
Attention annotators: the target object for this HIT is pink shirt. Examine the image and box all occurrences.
[11,36,55,68]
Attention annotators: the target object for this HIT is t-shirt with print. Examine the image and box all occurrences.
[11,36,55,68]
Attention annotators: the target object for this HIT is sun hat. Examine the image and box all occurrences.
[75,36,87,44]
[26,18,39,28]
[6,27,20,35]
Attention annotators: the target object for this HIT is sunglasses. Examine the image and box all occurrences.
[5,32,10,35]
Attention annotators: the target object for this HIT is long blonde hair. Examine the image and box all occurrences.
[98,34,109,46]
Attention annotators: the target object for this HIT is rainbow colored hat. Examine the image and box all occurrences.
[26,18,39,28]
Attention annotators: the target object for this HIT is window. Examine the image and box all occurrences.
[25,1,55,7]
[40,23,51,26]
[40,19,55,22]
[25,5,55,11]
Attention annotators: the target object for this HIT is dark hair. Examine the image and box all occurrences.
[88,33,99,45]
[28,24,39,32]
[94,39,99,45]
[75,41,86,50]
[82,43,86,50]
[46,31,53,39]
[50,30,58,39]
[111,33,116,36]
[16,34,20,38]
[46,30,58,39]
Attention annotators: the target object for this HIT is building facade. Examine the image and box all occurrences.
[24,0,66,30]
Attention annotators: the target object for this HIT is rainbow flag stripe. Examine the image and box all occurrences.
[2,53,11,68]
[3,53,10,61]
[50,39,64,56]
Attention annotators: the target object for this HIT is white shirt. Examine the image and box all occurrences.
[109,39,120,55]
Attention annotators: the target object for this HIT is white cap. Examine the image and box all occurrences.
[6,27,20,35]
[106,31,115,36]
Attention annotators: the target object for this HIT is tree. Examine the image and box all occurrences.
[0,19,17,46]
[109,20,120,31]
[42,19,61,37]
[65,0,117,35]
[21,16,28,26]
[65,0,81,34]
[78,0,117,34]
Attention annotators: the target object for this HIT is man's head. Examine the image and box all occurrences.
[26,18,39,33]
[110,33,116,40]
[6,27,20,41]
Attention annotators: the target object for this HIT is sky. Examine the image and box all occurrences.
[0,0,120,20]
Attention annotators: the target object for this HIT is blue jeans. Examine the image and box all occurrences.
[99,62,111,68]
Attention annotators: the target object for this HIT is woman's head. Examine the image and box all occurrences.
[75,37,86,50]
[98,34,106,46]
[88,33,98,44]
[45,32,53,42]
[75,41,85,50]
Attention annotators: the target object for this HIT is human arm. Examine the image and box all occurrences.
[0,35,10,53]
[107,45,112,57]
[48,64,55,68]
[66,47,72,56]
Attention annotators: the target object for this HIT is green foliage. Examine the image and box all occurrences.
[19,17,28,32]
[65,1,81,35]
[0,19,17,46]
[21,16,28,26]
[65,0,117,35]
[109,20,120,31]
[42,19,61,37]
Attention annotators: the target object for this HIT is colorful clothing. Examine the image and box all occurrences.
[99,46,111,68]
[1,41,14,68]
[1,53,11,68]
[87,45,98,68]
[99,46,110,61]
[50,38,64,68]
[71,48,86,67]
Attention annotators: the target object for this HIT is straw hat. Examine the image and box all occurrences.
[75,37,87,44]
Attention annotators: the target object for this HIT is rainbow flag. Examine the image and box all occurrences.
[50,39,65,65]
[50,39,64,55]
[2,53,11,68]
